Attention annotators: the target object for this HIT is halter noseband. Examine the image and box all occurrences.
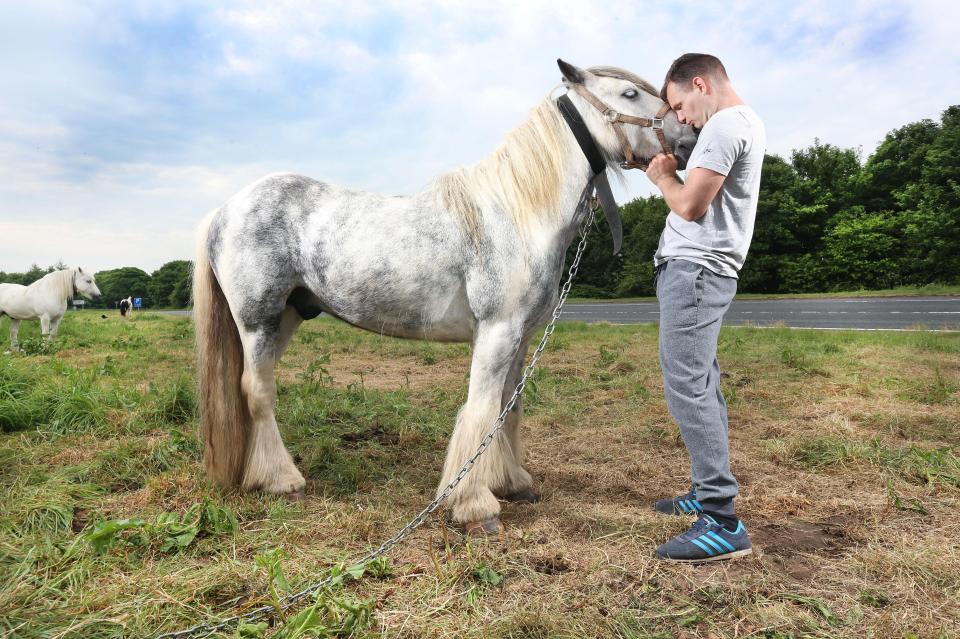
[568,83,672,171]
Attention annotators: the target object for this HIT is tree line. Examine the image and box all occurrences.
[0,261,192,309]
[2,105,957,304]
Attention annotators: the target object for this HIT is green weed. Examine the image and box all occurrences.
[17,337,55,356]
[84,500,237,555]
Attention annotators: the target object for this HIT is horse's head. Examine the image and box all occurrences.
[557,59,697,170]
[73,268,101,300]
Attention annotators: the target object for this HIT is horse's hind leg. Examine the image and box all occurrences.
[439,321,522,530]
[273,306,303,360]
[49,316,63,340]
[236,313,306,496]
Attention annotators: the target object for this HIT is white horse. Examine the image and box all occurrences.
[0,268,102,349]
[193,60,697,533]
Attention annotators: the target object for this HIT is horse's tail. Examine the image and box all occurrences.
[193,212,250,488]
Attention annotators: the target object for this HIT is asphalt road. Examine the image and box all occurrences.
[154,297,960,330]
[560,296,960,330]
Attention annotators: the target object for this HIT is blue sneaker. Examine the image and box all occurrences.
[654,488,704,516]
[655,514,753,562]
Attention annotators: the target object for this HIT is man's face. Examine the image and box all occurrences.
[666,79,709,130]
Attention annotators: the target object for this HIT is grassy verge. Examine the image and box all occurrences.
[569,282,960,304]
[1,313,958,638]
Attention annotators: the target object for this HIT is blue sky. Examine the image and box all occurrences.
[1,0,958,272]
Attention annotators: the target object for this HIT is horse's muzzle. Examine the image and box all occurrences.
[674,144,695,170]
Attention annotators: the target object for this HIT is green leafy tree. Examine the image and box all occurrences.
[94,267,152,308]
[170,267,194,308]
[789,140,863,254]
[149,260,192,308]
[823,206,904,289]
[739,155,803,292]
[0,264,59,286]
[565,208,625,299]
[615,196,670,297]
[871,106,960,285]
[861,119,939,211]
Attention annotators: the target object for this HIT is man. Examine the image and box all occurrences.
[644,53,765,562]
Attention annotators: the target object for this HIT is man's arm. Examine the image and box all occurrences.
[645,153,726,222]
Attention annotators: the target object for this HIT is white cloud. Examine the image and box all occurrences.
[1,0,958,272]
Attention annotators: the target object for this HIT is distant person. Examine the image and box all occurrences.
[119,297,131,317]
[644,53,765,562]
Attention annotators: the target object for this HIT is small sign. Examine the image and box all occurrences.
[134,297,142,309]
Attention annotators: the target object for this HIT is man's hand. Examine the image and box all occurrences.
[645,153,679,186]
[648,159,727,222]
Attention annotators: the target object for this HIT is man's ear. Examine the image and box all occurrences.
[557,58,586,85]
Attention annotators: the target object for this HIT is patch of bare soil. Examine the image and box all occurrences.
[752,518,852,556]
[278,352,468,392]
[749,517,854,580]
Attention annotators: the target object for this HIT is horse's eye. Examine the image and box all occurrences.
[622,89,638,99]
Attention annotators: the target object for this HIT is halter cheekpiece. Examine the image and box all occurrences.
[563,83,672,171]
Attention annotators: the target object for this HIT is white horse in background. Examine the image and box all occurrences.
[193,60,697,533]
[0,268,102,349]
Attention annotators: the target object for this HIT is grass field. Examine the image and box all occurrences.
[1,311,958,638]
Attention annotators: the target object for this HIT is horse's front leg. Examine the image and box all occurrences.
[9,319,20,350]
[40,315,52,341]
[495,338,538,502]
[438,320,522,533]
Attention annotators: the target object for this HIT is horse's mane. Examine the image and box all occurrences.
[434,66,658,242]
[433,97,572,242]
[31,268,75,301]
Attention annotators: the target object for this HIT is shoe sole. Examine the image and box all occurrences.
[653,507,699,516]
[658,548,753,563]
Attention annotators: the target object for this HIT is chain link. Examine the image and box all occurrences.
[157,207,597,639]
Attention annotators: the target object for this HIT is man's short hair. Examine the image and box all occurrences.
[660,53,729,101]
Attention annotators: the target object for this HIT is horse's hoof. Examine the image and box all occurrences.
[285,488,306,502]
[464,517,502,536]
[501,489,541,504]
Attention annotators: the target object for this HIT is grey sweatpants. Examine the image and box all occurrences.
[655,259,739,517]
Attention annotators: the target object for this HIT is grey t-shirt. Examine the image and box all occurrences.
[654,105,766,278]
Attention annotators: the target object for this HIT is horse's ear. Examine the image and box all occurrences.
[557,59,585,85]
[78,267,83,273]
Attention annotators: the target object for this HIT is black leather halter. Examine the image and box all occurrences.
[556,93,624,254]
[557,94,606,177]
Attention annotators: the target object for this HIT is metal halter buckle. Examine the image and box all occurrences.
[604,110,620,123]
[651,117,664,129]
